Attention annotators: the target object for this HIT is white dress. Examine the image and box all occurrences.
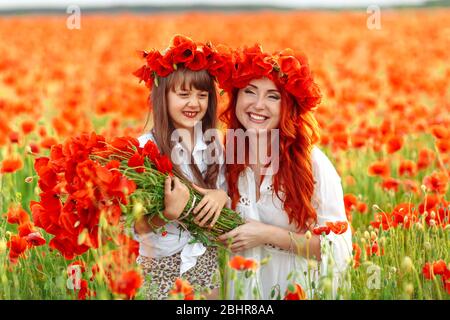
[132,128,226,275]
[231,146,352,299]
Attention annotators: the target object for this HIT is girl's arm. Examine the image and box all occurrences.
[134,176,190,235]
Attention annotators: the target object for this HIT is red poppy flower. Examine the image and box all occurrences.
[343,193,358,214]
[368,160,390,178]
[229,255,258,271]
[381,177,401,192]
[326,221,348,235]
[6,204,30,225]
[284,283,307,300]
[169,278,195,300]
[417,148,435,171]
[398,159,417,177]
[108,270,143,299]
[24,232,46,247]
[7,235,29,263]
[430,124,448,140]
[366,241,384,257]
[186,50,208,71]
[423,171,449,195]
[432,260,447,276]
[154,155,173,175]
[353,243,362,268]
[357,202,368,214]
[1,157,23,173]
[422,262,434,280]
[313,226,331,235]
[127,152,145,173]
[21,120,36,135]
[386,135,403,154]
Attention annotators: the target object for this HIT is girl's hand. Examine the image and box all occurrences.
[163,176,190,221]
[192,184,228,228]
[217,218,268,252]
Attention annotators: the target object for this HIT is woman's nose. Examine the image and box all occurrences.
[253,96,266,110]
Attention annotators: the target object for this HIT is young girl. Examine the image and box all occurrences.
[218,45,352,299]
[132,35,229,300]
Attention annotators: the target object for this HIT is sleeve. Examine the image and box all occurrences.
[311,147,352,274]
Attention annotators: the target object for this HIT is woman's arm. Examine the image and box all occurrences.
[218,219,322,260]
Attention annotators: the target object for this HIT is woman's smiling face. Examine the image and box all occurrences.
[235,77,281,132]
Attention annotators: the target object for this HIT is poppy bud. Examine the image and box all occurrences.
[305,230,312,240]
[401,256,413,273]
[404,283,414,296]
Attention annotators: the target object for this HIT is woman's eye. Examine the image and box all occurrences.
[245,89,255,95]
[269,95,280,100]
[199,93,208,99]
[178,92,189,97]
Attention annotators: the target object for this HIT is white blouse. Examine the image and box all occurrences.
[132,128,226,276]
[231,146,352,299]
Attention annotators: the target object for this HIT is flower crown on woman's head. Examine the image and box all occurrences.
[133,34,234,90]
[222,44,322,113]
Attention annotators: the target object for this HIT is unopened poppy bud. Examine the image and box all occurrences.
[415,222,424,231]
[364,231,370,239]
[360,237,366,244]
[404,283,414,296]
[0,240,6,253]
[429,219,436,227]
[421,184,427,192]
[370,231,377,241]
[305,230,312,240]
[308,259,318,269]
[132,202,144,218]
[401,256,413,273]
[322,278,332,292]
[430,211,436,219]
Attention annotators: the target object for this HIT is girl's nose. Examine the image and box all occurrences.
[188,95,200,107]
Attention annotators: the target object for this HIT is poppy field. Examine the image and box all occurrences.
[0,9,449,300]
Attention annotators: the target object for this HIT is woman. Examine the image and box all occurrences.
[217,44,352,299]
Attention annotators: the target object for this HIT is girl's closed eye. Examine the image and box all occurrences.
[177,91,190,97]
[198,92,209,99]
[244,89,255,95]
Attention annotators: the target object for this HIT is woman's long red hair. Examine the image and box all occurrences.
[220,86,321,231]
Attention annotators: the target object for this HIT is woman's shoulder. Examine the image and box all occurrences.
[311,146,341,183]
[137,131,156,148]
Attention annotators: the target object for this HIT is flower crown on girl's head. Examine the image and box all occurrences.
[223,44,322,113]
[133,34,234,91]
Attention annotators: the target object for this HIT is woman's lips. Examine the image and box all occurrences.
[248,112,268,124]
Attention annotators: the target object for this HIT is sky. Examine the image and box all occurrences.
[0,0,429,9]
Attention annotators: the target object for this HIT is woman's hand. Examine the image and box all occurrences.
[192,184,229,228]
[217,218,269,252]
[163,176,190,221]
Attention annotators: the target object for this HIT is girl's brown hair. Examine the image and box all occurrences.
[144,66,219,189]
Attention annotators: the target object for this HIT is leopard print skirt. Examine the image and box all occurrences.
[136,246,219,300]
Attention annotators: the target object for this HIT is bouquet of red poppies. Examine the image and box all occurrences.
[31,132,243,259]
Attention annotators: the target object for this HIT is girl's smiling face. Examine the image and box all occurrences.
[167,82,209,130]
[235,77,281,132]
